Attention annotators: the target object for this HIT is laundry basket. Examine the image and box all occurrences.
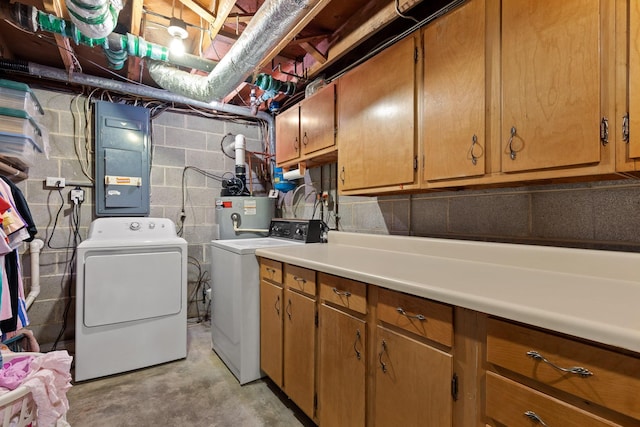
[0,352,40,427]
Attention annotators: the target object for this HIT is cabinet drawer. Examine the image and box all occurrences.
[318,273,367,315]
[487,318,640,420]
[284,264,316,297]
[377,287,453,347]
[486,372,619,427]
[260,258,282,283]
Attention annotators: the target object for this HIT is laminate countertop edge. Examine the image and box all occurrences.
[256,235,640,354]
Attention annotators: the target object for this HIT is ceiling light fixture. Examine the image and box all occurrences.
[168,0,188,56]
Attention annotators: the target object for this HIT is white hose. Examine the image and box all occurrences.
[24,239,44,309]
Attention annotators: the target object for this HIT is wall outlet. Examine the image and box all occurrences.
[45,177,65,188]
[70,188,85,203]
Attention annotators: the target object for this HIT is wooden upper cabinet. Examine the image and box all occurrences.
[423,0,486,182]
[501,0,601,173]
[300,83,336,156]
[629,1,640,160]
[338,33,417,192]
[276,105,300,164]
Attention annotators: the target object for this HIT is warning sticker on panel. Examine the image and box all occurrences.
[243,199,257,215]
[215,200,233,208]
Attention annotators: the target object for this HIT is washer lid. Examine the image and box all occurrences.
[211,237,303,255]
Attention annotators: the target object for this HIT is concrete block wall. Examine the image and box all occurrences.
[15,88,266,349]
[291,165,640,252]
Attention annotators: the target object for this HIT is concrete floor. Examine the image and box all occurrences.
[66,321,314,426]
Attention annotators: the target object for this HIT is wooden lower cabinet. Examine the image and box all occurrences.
[259,279,283,387]
[374,325,453,426]
[283,288,316,419]
[318,303,366,427]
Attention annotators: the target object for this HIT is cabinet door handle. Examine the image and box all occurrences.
[294,136,299,152]
[396,307,426,321]
[353,330,362,360]
[524,411,548,426]
[339,166,345,184]
[469,134,481,165]
[508,126,517,160]
[378,339,388,373]
[526,350,594,377]
[302,131,309,146]
[286,299,292,320]
[332,287,351,298]
[274,295,280,316]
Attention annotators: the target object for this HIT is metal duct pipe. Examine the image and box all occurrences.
[148,0,319,103]
[66,0,122,39]
[0,60,276,165]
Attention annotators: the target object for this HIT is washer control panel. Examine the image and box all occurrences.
[268,219,324,243]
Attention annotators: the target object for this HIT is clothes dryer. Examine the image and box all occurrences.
[75,217,187,381]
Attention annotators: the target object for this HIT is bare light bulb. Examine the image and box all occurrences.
[169,36,185,56]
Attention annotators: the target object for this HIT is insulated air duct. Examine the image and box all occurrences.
[66,0,122,39]
[148,0,319,103]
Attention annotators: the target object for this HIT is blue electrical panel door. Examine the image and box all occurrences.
[95,101,151,216]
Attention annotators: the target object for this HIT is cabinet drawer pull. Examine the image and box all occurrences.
[526,350,594,377]
[265,267,276,277]
[293,276,307,284]
[332,287,351,297]
[378,339,388,373]
[353,330,362,360]
[508,126,517,160]
[286,299,292,320]
[396,307,426,321]
[274,295,280,316]
[524,410,548,426]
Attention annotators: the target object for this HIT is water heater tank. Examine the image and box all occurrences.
[215,196,275,239]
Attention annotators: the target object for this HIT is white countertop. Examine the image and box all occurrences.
[255,232,640,353]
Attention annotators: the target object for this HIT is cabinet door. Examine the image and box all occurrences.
[630,1,640,159]
[276,105,300,164]
[301,83,336,155]
[260,280,283,387]
[318,304,365,427]
[501,0,601,172]
[423,0,485,181]
[283,289,316,418]
[374,326,453,426]
[338,34,416,191]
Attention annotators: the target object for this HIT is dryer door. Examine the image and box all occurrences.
[83,249,183,327]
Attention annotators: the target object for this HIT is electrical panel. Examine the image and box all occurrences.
[94,101,151,216]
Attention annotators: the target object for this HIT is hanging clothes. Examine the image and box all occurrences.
[0,177,36,335]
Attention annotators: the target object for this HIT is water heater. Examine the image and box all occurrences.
[215,196,275,239]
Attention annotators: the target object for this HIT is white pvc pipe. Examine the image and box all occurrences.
[25,239,44,309]
[235,134,246,168]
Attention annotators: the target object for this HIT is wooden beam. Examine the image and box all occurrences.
[42,0,78,73]
[127,0,144,82]
[177,0,216,24]
[305,0,423,78]
[300,41,326,64]
[201,0,236,53]
[256,0,333,72]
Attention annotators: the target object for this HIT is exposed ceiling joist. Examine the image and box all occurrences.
[256,0,333,72]
[42,0,79,74]
[127,0,145,82]
[177,0,216,24]
[200,0,236,53]
[300,41,326,64]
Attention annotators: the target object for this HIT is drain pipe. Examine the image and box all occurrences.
[0,59,276,162]
[148,0,321,102]
[25,239,44,309]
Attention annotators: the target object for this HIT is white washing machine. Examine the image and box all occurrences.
[75,217,187,382]
[210,219,323,384]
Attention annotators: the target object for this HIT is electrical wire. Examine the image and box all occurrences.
[187,256,211,323]
[50,196,84,350]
